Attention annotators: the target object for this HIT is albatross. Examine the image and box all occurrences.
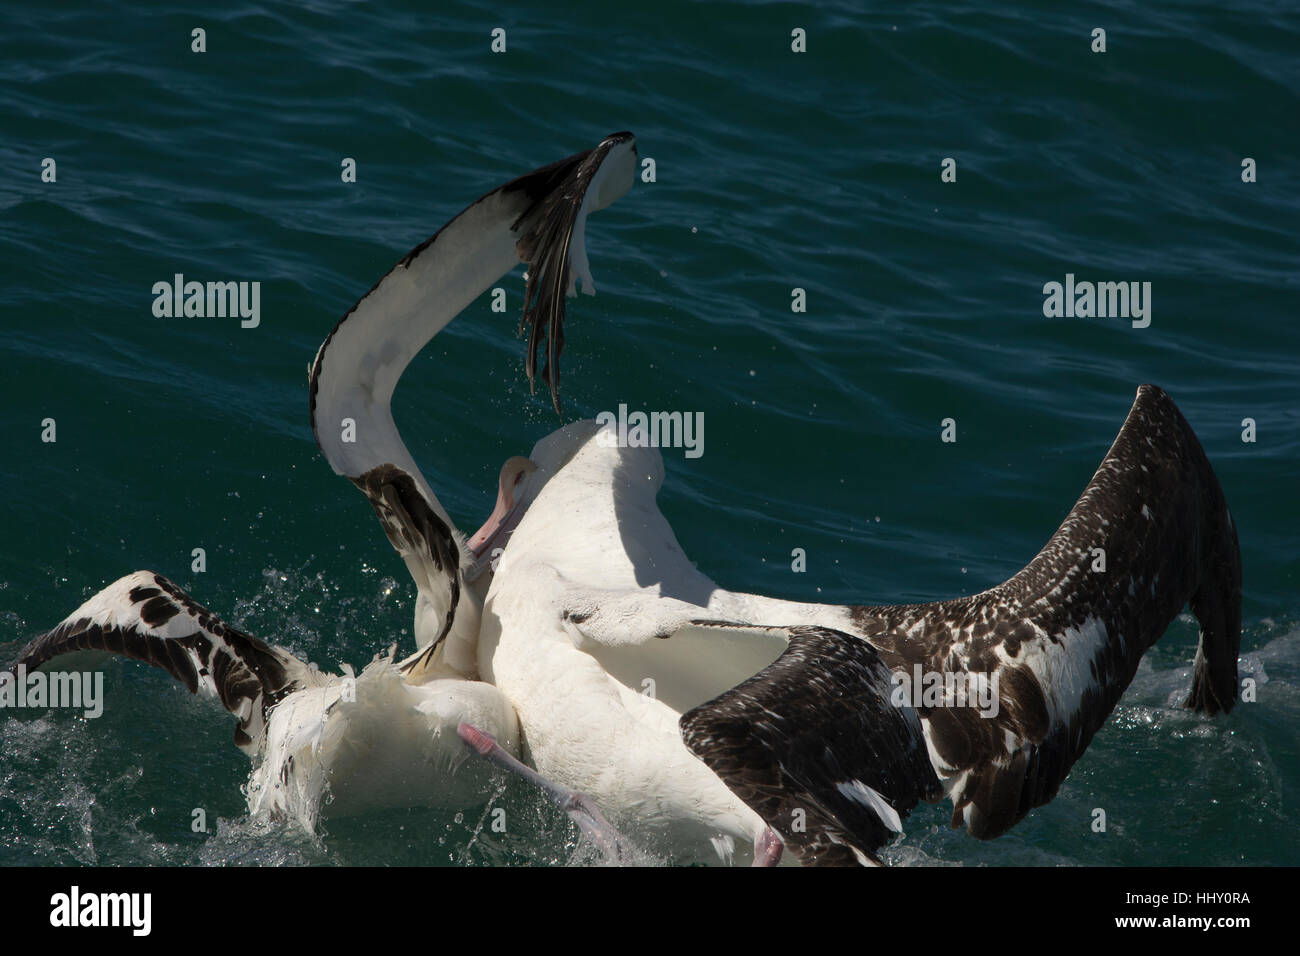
[5,133,640,842]
[6,570,520,835]
[6,131,1241,867]
[472,383,1241,865]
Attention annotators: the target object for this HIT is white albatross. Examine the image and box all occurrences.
[5,133,640,843]
[7,131,1242,867]
[473,382,1242,866]
[5,570,519,835]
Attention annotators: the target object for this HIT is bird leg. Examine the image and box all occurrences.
[457,723,630,862]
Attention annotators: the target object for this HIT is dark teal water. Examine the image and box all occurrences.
[1,1,1296,866]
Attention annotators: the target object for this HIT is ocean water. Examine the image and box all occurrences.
[0,0,1296,867]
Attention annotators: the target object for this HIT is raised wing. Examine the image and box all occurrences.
[308,133,638,672]
[681,385,1240,864]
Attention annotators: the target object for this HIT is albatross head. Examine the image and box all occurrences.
[467,456,537,570]
[466,421,607,578]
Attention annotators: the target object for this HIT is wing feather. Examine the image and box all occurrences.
[7,572,316,753]
[307,134,637,661]
[847,384,1241,838]
[680,385,1240,861]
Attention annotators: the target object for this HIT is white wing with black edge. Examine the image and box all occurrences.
[6,571,320,753]
[681,385,1241,864]
[349,462,463,669]
[308,133,638,670]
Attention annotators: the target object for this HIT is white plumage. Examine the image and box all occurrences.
[9,131,1242,868]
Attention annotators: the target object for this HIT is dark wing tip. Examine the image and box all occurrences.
[512,135,634,416]
[350,464,461,651]
[1128,385,1243,718]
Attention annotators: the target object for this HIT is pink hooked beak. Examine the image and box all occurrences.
[468,456,538,565]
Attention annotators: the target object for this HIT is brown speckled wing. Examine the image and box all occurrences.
[8,571,313,753]
[848,384,1240,839]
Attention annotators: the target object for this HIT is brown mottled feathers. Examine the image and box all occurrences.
[8,571,314,752]
[681,386,1239,863]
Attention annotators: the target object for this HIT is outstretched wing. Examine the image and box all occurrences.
[681,385,1240,864]
[308,133,638,668]
[6,571,317,753]
[309,131,638,486]
[855,384,1241,839]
